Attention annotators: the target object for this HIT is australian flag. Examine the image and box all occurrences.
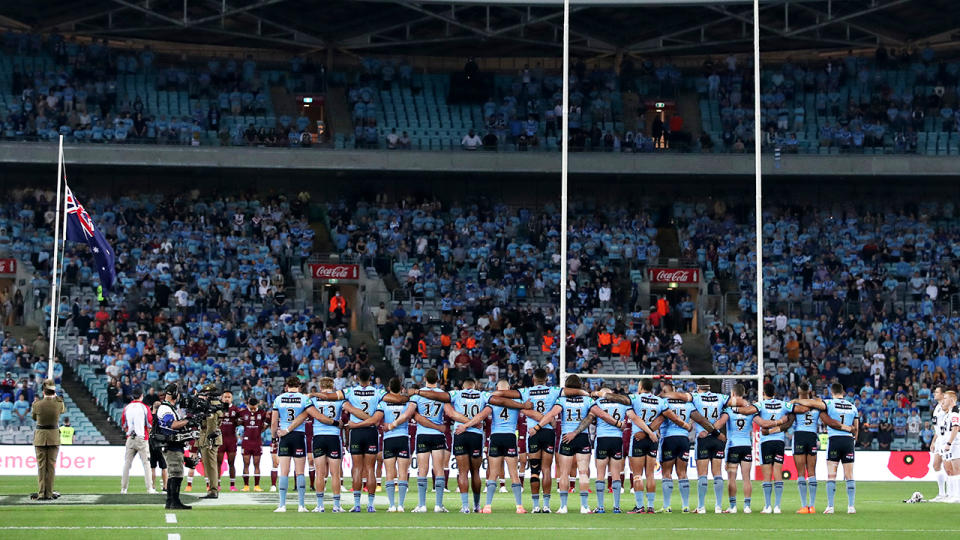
[64,184,116,291]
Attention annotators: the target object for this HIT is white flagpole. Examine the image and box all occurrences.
[753,0,764,397]
[47,135,65,380]
[558,0,570,385]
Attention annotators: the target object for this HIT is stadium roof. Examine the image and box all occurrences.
[0,0,957,57]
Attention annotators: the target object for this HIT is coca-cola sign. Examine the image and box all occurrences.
[648,268,699,284]
[310,264,359,280]
[0,258,15,275]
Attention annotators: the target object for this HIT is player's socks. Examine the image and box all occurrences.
[316,490,324,508]
[826,480,836,508]
[678,479,690,508]
[512,483,523,506]
[244,475,249,487]
[532,493,540,508]
[278,476,289,506]
[797,478,808,508]
[611,480,622,508]
[230,478,235,488]
[697,475,708,508]
[845,480,855,506]
[296,474,306,507]
[187,477,193,487]
[808,476,817,506]
[729,496,736,508]
[443,469,450,491]
[762,482,772,508]
[417,477,428,508]
[333,494,342,510]
[579,491,589,508]
[435,477,445,507]
[353,490,361,508]
[474,489,481,508]
[385,480,396,508]
[744,497,751,508]
[460,492,470,509]
[713,476,723,507]
[595,481,605,508]
[308,470,315,491]
[662,478,673,507]
[486,480,497,506]
[368,492,375,509]
[559,491,569,507]
[936,470,947,498]
[645,491,655,508]
[774,481,784,508]
[398,481,409,506]
[543,494,551,508]
[634,489,643,508]
[271,469,278,487]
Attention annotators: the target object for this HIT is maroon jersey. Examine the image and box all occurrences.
[220,405,241,443]
[240,408,269,445]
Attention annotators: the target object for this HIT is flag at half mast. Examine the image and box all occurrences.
[64,184,116,291]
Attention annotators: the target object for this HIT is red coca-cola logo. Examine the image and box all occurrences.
[310,264,359,280]
[649,268,698,283]
[0,258,15,274]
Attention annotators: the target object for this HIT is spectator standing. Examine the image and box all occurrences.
[121,387,157,494]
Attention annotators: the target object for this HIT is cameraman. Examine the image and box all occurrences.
[156,384,192,510]
[197,383,225,499]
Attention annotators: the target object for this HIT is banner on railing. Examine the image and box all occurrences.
[309,263,359,281]
[0,445,941,481]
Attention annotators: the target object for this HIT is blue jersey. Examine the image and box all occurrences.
[488,400,520,434]
[556,395,595,434]
[724,406,756,447]
[594,398,629,438]
[450,389,490,435]
[344,385,387,423]
[273,392,312,433]
[412,387,446,436]
[756,398,789,443]
[787,402,820,434]
[691,392,730,435]
[663,398,694,438]
[378,400,415,439]
[824,398,858,438]
[520,385,562,429]
[311,397,343,436]
[630,393,666,424]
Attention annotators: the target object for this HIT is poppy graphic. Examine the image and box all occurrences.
[887,451,930,479]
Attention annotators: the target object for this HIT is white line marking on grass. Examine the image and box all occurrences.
[3,527,960,533]
[165,514,177,524]
[168,535,180,540]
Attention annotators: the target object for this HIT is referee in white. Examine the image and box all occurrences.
[121,387,158,494]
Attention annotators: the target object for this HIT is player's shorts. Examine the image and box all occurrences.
[527,427,556,455]
[149,444,167,469]
[219,437,238,452]
[349,426,379,455]
[595,436,625,460]
[278,432,306,458]
[759,440,785,465]
[793,431,818,456]
[630,435,658,459]
[312,434,342,459]
[827,436,855,464]
[488,433,518,458]
[726,445,753,464]
[453,432,484,458]
[559,433,592,456]
[416,434,448,453]
[383,436,411,460]
[660,436,690,462]
[934,440,948,458]
[947,442,960,461]
[695,434,726,461]
[241,438,263,456]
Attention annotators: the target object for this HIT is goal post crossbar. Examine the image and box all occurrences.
[565,373,758,381]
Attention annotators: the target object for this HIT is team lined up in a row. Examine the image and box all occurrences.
[266,368,875,515]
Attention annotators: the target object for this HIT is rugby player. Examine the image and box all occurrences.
[534,375,623,514]
[657,381,695,512]
[793,382,859,514]
[217,390,240,492]
[446,379,490,513]
[453,380,532,512]
[716,383,755,513]
[271,376,319,512]
[942,391,959,502]
[626,379,669,513]
[239,397,269,492]
[931,385,949,501]
[586,388,633,513]
[310,368,391,512]
[376,378,419,511]
[753,383,793,514]
[786,382,820,513]
[660,383,737,514]
[410,368,451,512]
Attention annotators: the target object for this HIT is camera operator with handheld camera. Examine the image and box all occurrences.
[197,383,226,499]
[155,384,198,510]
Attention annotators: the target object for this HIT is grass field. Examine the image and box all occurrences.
[1,477,957,539]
